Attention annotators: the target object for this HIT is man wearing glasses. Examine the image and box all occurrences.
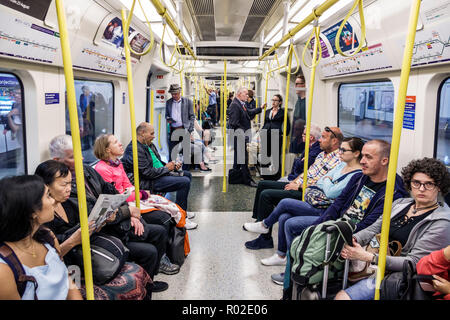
[289,75,307,154]
[245,126,343,250]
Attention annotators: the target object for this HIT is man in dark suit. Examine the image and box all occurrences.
[165,84,195,161]
[228,87,262,187]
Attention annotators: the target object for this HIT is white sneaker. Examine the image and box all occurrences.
[243,221,269,234]
[187,211,195,219]
[185,218,198,230]
[261,254,287,266]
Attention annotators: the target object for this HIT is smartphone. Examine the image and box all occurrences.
[416,274,434,284]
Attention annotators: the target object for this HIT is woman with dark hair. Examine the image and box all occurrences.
[260,94,291,181]
[245,137,364,267]
[336,157,450,300]
[0,175,82,300]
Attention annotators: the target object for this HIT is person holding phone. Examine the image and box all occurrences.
[417,245,450,300]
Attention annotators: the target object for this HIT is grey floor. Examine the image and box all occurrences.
[153,127,285,300]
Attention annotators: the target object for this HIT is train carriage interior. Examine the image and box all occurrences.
[0,0,449,303]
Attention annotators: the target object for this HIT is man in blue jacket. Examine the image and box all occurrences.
[270,139,409,285]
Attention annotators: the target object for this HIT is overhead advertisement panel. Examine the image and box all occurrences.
[0,0,52,21]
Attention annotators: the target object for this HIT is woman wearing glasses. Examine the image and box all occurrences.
[260,94,290,181]
[336,157,450,300]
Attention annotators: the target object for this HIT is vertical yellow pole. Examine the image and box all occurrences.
[262,73,270,129]
[150,89,155,125]
[281,44,294,177]
[374,0,421,300]
[121,9,140,209]
[222,60,228,193]
[301,27,320,200]
[180,71,184,96]
[55,0,94,300]
[255,96,259,124]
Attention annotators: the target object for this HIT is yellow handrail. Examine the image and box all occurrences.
[302,24,323,69]
[150,89,155,125]
[222,60,228,193]
[288,45,301,75]
[158,23,180,68]
[122,0,155,57]
[281,43,295,177]
[121,9,141,209]
[55,0,94,300]
[334,0,366,57]
[302,24,321,200]
[374,0,421,301]
[259,0,340,61]
[158,112,162,149]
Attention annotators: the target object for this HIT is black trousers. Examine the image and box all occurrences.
[251,180,302,239]
[126,218,168,279]
[233,135,252,185]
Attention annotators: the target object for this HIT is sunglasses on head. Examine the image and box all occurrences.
[325,126,338,139]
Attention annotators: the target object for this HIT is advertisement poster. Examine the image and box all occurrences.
[0,0,52,21]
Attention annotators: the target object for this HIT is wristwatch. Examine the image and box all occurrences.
[371,253,378,264]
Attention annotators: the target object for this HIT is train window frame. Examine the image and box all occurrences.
[66,78,115,165]
[337,79,395,142]
[434,76,450,164]
[0,71,28,177]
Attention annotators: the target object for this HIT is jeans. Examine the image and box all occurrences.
[262,198,323,256]
[152,171,192,211]
[282,215,319,256]
[251,180,302,239]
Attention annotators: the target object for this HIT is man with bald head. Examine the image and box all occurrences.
[122,122,195,227]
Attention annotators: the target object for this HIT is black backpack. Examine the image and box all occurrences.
[228,168,247,184]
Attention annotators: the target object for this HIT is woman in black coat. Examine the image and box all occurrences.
[261,94,290,181]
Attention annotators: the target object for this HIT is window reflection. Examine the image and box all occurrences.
[0,73,25,178]
[436,78,450,168]
[66,80,114,165]
[338,81,394,142]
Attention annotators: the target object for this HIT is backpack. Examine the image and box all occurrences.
[228,168,247,184]
[289,218,355,288]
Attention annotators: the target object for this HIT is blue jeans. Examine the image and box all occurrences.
[152,171,192,211]
[284,216,320,255]
[344,277,376,300]
[262,198,323,256]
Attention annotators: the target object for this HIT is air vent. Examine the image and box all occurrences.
[239,0,277,41]
[248,0,277,16]
[195,46,272,57]
[191,0,214,15]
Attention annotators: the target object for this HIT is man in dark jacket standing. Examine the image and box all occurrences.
[228,87,262,187]
[122,123,196,229]
[165,84,195,161]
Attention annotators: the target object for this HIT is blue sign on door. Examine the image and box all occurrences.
[45,93,60,105]
[403,96,415,130]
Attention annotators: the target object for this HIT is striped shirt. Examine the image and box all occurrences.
[294,149,341,186]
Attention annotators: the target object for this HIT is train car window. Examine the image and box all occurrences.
[436,77,450,168]
[65,80,114,165]
[338,81,394,142]
[0,73,26,178]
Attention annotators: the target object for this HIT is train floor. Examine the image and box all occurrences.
[153,126,284,300]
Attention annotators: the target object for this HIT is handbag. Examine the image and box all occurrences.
[70,233,129,285]
[349,233,402,282]
[166,226,187,266]
[304,186,333,208]
[380,259,432,300]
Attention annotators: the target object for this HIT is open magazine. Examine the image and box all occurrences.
[88,190,131,229]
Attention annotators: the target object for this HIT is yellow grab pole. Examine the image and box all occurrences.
[158,112,162,149]
[121,9,141,209]
[262,72,270,126]
[281,44,294,177]
[301,25,321,200]
[55,0,94,300]
[180,71,184,96]
[220,77,224,128]
[374,0,421,300]
[255,96,259,124]
[222,60,228,193]
[150,89,155,125]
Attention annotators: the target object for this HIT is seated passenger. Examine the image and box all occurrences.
[416,245,450,300]
[122,123,197,229]
[335,157,450,300]
[245,126,343,250]
[272,139,409,285]
[48,135,170,293]
[244,137,364,266]
[34,160,155,299]
[188,120,212,171]
[259,94,290,181]
[0,175,82,300]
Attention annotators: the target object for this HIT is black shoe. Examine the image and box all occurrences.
[200,167,212,171]
[151,281,169,293]
[245,234,274,250]
[249,180,258,188]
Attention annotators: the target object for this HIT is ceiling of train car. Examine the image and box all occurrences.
[185,0,295,42]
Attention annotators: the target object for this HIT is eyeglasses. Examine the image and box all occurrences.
[271,99,280,102]
[295,82,305,86]
[339,147,352,153]
[411,180,436,191]
[325,126,338,139]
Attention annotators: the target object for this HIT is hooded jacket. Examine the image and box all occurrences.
[313,173,409,233]
[355,198,450,272]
